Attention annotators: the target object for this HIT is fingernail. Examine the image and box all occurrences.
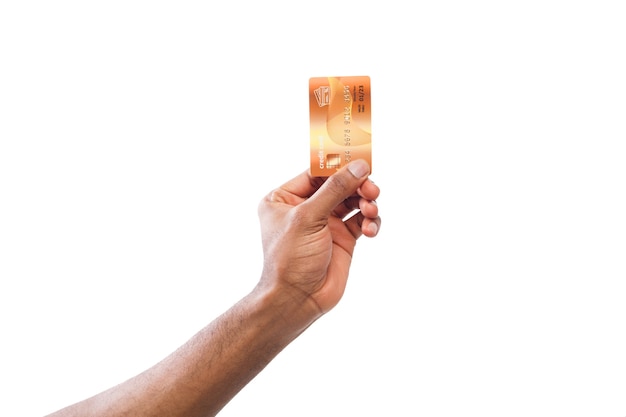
[348,160,370,178]
[368,222,379,235]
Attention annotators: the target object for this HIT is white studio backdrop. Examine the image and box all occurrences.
[1,1,625,416]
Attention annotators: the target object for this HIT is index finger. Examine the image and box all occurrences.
[301,160,370,220]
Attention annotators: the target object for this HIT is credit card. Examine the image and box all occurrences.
[309,75,371,176]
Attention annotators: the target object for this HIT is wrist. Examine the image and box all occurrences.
[251,278,323,336]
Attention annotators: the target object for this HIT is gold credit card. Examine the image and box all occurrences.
[309,75,371,176]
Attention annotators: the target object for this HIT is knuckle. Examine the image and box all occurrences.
[268,188,288,203]
[289,205,310,226]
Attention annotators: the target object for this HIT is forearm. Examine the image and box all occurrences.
[47,283,320,417]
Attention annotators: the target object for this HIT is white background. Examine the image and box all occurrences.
[1,1,625,416]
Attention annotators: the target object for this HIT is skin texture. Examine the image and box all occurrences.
[46,159,381,417]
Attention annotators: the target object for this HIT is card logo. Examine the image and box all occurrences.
[313,85,330,107]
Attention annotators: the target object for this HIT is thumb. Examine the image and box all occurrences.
[304,159,370,220]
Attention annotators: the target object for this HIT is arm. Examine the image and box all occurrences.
[46,159,381,417]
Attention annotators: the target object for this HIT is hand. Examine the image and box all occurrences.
[257,160,381,317]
